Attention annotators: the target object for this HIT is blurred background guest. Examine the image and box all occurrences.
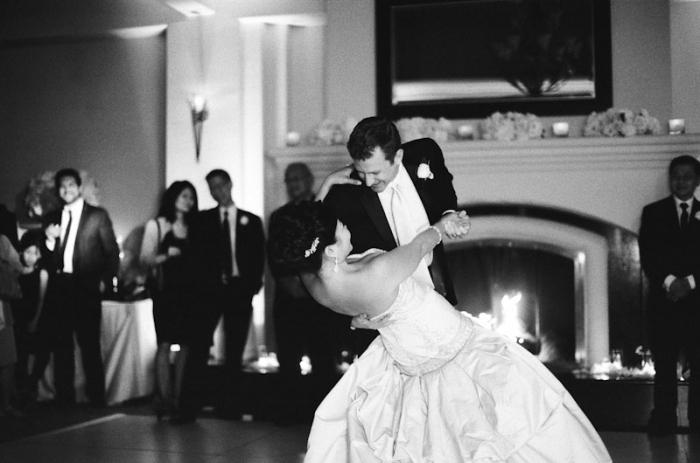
[12,231,48,404]
[42,168,119,407]
[140,180,198,420]
[177,169,264,424]
[0,232,22,416]
[0,204,18,251]
[268,163,348,423]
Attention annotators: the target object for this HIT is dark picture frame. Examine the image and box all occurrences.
[376,0,613,119]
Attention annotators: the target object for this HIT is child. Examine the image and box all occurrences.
[13,231,49,402]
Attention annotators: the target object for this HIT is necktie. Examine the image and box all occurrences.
[389,184,433,288]
[680,203,689,230]
[390,184,412,245]
[221,210,233,278]
[57,210,72,272]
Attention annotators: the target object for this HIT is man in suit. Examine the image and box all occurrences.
[640,155,700,436]
[177,169,264,423]
[43,168,119,406]
[268,163,348,423]
[324,116,465,353]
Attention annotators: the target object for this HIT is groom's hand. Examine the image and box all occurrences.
[441,210,471,239]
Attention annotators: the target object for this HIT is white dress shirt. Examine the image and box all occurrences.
[59,198,85,274]
[219,203,239,277]
[377,164,433,288]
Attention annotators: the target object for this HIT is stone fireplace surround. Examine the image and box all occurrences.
[265,134,700,366]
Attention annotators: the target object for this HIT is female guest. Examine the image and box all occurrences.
[268,201,611,463]
[140,181,198,420]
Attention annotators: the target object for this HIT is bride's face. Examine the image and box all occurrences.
[333,220,352,258]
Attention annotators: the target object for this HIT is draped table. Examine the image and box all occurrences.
[39,298,157,405]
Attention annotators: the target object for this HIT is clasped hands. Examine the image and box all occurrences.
[438,210,471,239]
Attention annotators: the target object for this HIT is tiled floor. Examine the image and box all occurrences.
[1,413,700,462]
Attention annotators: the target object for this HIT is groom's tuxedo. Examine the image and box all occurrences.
[325,137,458,303]
[639,195,700,428]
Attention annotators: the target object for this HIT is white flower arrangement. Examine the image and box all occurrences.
[306,118,358,146]
[23,170,100,220]
[394,117,454,143]
[583,108,662,137]
[481,112,544,141]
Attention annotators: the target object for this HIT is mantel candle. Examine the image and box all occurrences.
[457,124,474,140]
[552,122,570,137]
[285,131,301,146]
[668,118,685,135]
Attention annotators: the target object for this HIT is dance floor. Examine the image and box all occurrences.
[1,412,699,463]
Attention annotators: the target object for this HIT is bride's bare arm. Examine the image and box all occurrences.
[316,166,361,201]
[368,212,470,290]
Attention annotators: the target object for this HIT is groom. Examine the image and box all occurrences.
[324,116,461,353]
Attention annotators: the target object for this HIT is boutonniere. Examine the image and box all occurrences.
[694,211,700,221]
[239,215,249,226]
[416,162,434,180]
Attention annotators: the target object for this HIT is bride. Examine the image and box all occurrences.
[268,176,611,463]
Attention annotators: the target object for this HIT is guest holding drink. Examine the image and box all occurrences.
[140,181,198,420]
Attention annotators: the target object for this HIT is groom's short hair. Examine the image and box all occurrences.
[347,117,402,162]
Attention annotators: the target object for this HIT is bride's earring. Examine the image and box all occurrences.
[333,256,338,273]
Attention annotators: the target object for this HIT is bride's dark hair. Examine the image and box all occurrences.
[268,201,338,274]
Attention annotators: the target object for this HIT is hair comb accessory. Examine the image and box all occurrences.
[304,237,320,258]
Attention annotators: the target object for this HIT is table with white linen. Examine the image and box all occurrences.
[39,298,157,405]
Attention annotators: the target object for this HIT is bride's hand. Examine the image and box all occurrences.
[437,210,471,239]
[316,166,361,201]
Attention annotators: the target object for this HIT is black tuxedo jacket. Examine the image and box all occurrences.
[44,202,119,287]
[324,137,458,304]
[639,195,700,307]
[189,207,265,297]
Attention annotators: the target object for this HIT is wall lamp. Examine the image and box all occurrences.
[189,94,208,161]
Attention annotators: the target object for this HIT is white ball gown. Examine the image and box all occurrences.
[304,264,612,462]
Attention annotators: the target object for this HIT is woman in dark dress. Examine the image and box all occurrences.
[140,181,198,419]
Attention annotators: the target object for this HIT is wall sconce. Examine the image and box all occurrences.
[189,94,208,161]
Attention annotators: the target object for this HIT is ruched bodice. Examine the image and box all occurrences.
[370,277,472,376]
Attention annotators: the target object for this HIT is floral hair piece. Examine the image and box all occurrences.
[304,237,320,258]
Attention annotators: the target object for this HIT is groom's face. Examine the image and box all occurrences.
[353,147,402,193]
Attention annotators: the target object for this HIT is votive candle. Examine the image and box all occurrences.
[668,118,685,135]
[552,122,569,137]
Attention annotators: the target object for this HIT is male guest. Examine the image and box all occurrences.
[178,169,264,423]
[324,116,465,353]
[640,155,700,436]
[268,163,347,422]
[43,168,119,406]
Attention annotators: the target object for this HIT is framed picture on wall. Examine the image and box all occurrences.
[376,0,613,119]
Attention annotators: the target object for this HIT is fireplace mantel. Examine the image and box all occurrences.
[266,134,700,232]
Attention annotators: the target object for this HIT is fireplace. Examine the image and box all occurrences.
[264,134,700,367]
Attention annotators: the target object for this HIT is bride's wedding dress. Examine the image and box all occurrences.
[304,253,611,462]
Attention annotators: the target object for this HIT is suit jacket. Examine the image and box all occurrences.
[324,137,458,304]
[190,207,265,297]
[44,202,120,288]
[639,195,700,308]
